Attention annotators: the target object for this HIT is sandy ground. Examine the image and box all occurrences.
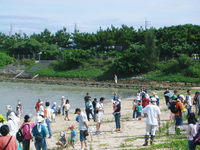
[28,91,171,150]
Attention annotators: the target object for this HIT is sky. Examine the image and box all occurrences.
[0,0,200,34]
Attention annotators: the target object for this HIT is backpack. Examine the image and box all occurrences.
[16,124,30,142]
[193,131,200,145]
[169,101,179,114]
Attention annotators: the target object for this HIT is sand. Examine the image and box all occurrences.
[28,90,171,150]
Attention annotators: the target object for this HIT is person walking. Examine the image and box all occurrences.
[96,97,105,134]
[74,108,89,150]
[186,90,193,116]
[0,125,17,150]
[20,115,34,150]
[92,98,98,122]
[141,98,161,146]
[44,102,53,138]
[85,98,94,121]
[113,99,121,132]
[32,116,48,150]
[187,113,198,150]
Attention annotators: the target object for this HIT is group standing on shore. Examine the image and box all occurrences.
[0,88,200,150]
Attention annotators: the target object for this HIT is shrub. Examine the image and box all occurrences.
[0,52,13,67]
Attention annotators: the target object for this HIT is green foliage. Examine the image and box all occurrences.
[18,59,35,66]
[0,52,13,67]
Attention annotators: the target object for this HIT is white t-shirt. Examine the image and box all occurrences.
[187,123,199,140]
[141,104,161,126]
[64,104,70,111]
[186,95,193,106]
[96,102,104,115]
[79,112,88,131]
[6,120,19,136]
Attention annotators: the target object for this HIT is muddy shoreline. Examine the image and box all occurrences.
[0,74,199,90]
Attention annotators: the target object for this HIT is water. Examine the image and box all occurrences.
[0,81,134,117]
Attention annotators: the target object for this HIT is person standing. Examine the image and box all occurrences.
[113,99,121,132]
[174,95,184,135]
[32,116,48,150]
[6,112,20,136]
[20,115,34,150]
[85,98,94,121]
[141,98,161,146]
[0,125,17,150]
[187,113,198,150]
[142,94,150,108]
[44,102,53,138]
[164,88,170,105]
[114,74,118,84]
[64,100,70,121]
[16,100,23,118]
[35,99,41,114]
[74,108,89,150]
[92,98,98,122]
[61,96,66,116]
[96,97,105,134]
[39,101,45,117]
[186,90,193,116]
[132,99,137,120]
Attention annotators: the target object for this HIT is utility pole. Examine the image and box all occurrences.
[9,24,13,36]
[145,18,151,30]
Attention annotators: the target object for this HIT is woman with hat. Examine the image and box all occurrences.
[32,116,48,150]
[20,115,34,150]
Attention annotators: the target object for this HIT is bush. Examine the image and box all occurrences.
[0,52,13,67]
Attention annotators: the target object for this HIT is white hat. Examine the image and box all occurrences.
[6,105,12,111]
[36,116,44,123]
[151,97,157,102]
[62,96,65,99]
[40,101,43,104]
[53,102,57,105]
[179,95,185,99]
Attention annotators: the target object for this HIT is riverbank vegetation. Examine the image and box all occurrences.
[0,24,200,82]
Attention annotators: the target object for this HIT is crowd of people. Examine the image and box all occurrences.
[0,88,200,150]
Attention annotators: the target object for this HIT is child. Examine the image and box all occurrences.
[64,100,70,121]
[68,125,76,149]
[56,131,67,147]
[136,102,143,120]
[132,99,137,120]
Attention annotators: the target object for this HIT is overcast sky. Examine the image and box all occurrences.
[0,0,199,34]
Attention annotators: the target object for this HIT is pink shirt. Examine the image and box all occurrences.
[0,135,17,150]
[21,122,34,140]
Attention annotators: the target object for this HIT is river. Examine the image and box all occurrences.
[0,81,134,117]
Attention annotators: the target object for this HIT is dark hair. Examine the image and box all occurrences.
[187,89,191,93]
[100,97,105,101]
[75,108,81,114]
[24,115,30,122]
[0,125,10,136]
[188,113,197,125]
[66,99,69,104]
[45,102,50,107]
[94,98,97,101]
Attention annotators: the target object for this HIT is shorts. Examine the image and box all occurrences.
[96,114,103,123]
[80,130,87,142]
[65,110,69,115]
[146,124,157,136]
[175,116,183,126]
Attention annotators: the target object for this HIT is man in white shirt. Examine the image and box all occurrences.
[75,108,89,150]
[186,90,192,115]
[95,97,105,134]
[141,98,161,146]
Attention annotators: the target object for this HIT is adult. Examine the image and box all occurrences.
[85,97,94,121]
[39,101,45,117]
[194,91,200,118]
[6,112,20,136]
[164,88,170,105]
[84,93,91,103]
[186,90,193,115]
[151,92,160,106]
[64,99,70,121]
[175,95,184,135]
[16,100,22,118]
[51,102,57,122]
[114,74,118,84]
[35,99,41,114]
[112,92,120,103]
[44,102,53,138]
[92,98,98,122]
[141,98,161,146]
[20,115,34,150]
[142,94,150,108]
[61,96,66,116]
[113,98,121,132]
[32,116,48,150]
[6,105,13,120]
[187,113,198,150]
[96,97,105,134]
[75,108,89,150]
[0,125,17,150]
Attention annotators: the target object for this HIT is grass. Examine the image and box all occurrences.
[35,66,104,78]
[143,71,200,83]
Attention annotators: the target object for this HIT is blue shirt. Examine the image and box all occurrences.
[70,130,76,141]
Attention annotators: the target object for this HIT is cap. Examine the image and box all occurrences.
[62,96,65,99]
[68,125,75,130]
[36,116,44,123]
[74,108,81,114]
[151,97,157,102]
[178,95,185,99]
[0,115,6,123]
